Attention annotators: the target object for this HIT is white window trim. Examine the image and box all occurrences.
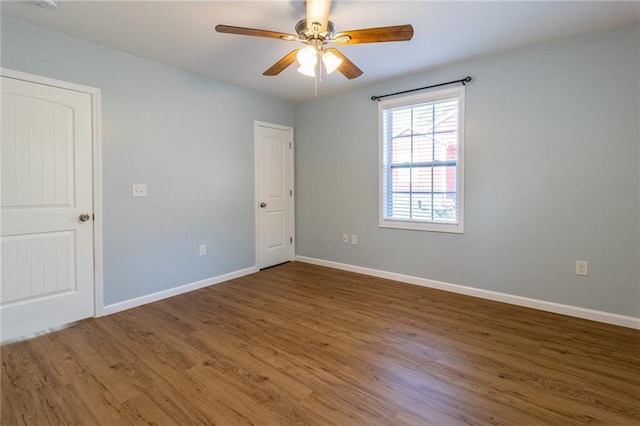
[378,86,465,234]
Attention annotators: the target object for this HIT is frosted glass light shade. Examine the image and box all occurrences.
[297,46,317,67]
[322,50,343,74]
[297,64,316,77]
[297,46,318,77]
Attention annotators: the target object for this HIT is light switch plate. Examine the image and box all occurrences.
[132,184,147,197]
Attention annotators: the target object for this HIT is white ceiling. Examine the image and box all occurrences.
[2,1,639,102]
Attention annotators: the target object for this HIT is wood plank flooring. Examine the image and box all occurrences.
[2,261,639,425]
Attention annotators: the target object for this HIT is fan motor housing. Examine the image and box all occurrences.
[295,19,335,41]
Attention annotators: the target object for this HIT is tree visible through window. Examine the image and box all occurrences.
[379,87,464,233]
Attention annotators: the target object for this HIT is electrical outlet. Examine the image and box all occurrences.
[132,184,147,198]
[199,244,207,256]
[342,234,349,243]
[575,260,588,276]
[351,234,358,245]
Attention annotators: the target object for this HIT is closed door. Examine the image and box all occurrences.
[256,123,294,269]
[1,76,94,341]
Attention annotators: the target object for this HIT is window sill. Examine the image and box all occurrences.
[379,219,464,234]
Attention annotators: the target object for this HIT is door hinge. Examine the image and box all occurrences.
[289,189,292,196]
[289,142,292,149]
[290,237,293,243]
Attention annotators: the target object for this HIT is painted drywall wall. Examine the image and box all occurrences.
[295,23,640,317]
[1,17,295,306]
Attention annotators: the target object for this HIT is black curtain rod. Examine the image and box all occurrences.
[371,76,472,102]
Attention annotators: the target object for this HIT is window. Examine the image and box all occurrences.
[379,86,464,233]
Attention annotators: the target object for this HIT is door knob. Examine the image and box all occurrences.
[260,202,267,208]
[79,213,91,222]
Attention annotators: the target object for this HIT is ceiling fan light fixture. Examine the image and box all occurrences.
[322,50,343,74]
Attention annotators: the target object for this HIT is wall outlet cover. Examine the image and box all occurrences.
[132,184,147,197]
[576,260,589,276]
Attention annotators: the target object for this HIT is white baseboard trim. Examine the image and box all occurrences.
[101,266,259,316]
[296,256,640,330]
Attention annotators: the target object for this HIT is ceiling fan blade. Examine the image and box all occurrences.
[263,49,301,76]
[215,25,297,41]
[326,48,363,79]
[306,0,332,33]
[335,24,414,45]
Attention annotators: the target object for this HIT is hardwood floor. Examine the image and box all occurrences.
[2,261,639,425]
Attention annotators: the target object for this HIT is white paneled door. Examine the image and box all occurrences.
[1,76,95,341]
[256,123,294,269]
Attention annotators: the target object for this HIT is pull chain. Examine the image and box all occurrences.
[314,70,318,97]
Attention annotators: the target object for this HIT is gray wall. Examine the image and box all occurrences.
[295,23,640,317]
[1,17,295,305]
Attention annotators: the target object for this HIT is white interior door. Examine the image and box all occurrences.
[1,76,95,341]
[256,123,294,269]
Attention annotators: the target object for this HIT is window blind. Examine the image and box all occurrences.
[382,96,460,225]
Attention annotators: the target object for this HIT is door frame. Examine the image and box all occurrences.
[254,121,295,269]
[1,68,104,317]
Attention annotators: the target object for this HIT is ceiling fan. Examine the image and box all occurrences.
[215,0,414,80]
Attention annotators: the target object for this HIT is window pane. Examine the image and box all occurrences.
[391,109,411,136]
[432,165,457,192]
[413,104,432,129]
[413,135,434,163]
[433,100,458,133]
[434,132,457,162]
[433,193,457,222]
[391,137,411,164]
[390,193,411,219]
[392,167,411,192]
[411,167,432,192]
[412,194,432,220]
